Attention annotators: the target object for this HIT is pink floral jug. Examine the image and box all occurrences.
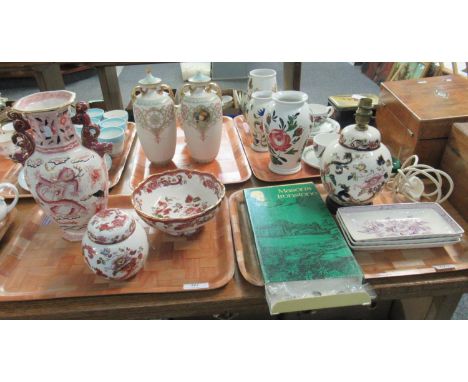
[9,91,109,241]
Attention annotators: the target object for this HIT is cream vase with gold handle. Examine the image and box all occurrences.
[132,70,176,165]
[179,73,223,163]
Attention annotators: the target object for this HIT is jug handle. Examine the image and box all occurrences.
[0,183,19,214]
[206,82,222,99]
[6,110,35,165]
[10,131,35,165]
[159,84,175,101]
[131,85,144,104]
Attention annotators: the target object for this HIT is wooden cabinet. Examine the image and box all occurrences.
[440,123,468,221]
[376,75,468,166]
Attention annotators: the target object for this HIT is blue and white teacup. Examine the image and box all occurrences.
[87,108,104,125]
[103,110,128,123]
[99,117,127,132]
[98,126,125,157]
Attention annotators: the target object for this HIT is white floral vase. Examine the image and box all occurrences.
[132,70,176,165]
[179,73,223,163]
[320,98,392,211]
[9,90,109,242]
[263,91,311,175]
[246,90,272,152]
[82,208,149,280]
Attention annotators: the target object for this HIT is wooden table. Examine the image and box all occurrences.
[0,63,303,112]
[0,136,466,320]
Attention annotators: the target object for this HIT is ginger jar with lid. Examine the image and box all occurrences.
[82,208,149,280]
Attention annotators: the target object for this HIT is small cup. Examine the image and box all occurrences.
[0,183,19,221]
[248,90,273,152]
[98,126,125,157]
[99,117,127,132]
[0,123,15,158]
[103,110,128,123]
[87,108,104,124]
[1,122,15,135]
[312,132,339,160]
[309,104,334,132]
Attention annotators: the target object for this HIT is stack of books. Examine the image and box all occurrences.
[336,203,464,251]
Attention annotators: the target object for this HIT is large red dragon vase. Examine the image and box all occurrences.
[9,91,109,241]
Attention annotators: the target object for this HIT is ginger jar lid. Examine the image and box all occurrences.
[87,208,136,245]
[138,70,162,87]
[188,72,211,84]
[338,97,381,151]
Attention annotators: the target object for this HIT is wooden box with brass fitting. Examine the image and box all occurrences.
[376,75,468,167]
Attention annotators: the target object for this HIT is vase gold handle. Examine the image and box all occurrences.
[206,82,222,99]
[159,84,175,101]
[131,85,143,104]
[179,84,191,100]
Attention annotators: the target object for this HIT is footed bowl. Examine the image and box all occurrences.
[132,169,225,236]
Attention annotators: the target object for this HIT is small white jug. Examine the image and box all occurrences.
[0,183,19,221]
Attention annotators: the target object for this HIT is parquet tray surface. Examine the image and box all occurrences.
[233,115,320,183]
[0,195,235,301]
[130,116,251,188]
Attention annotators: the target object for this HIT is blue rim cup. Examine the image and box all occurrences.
[103,110,129,123]
[98,126,125,157]
[99,117,127,132]
[87,108,105,125]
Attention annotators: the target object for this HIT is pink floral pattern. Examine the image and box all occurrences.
[88,209,136,245]
[152,195,209,219]
[12,92,109,241]
[358,218,432,237]
[82,244,146,280]
[25,108,79,153]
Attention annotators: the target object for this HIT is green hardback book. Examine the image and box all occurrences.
[244,182,372,314]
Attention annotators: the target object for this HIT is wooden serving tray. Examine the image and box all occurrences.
[0,195,235,301]
[0,208,16,242]
[0,122,136,198]
[233,115,320,183]
[109,122,137,188]
[129,116,251,188]
[229,186,468,285]
[0,159,24,198]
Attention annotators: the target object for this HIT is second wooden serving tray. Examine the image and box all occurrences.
[0,195,235,301]
[0,122,137,198]
[233,115,320,183]
[129,116,251,188]
[228,186,468,286]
